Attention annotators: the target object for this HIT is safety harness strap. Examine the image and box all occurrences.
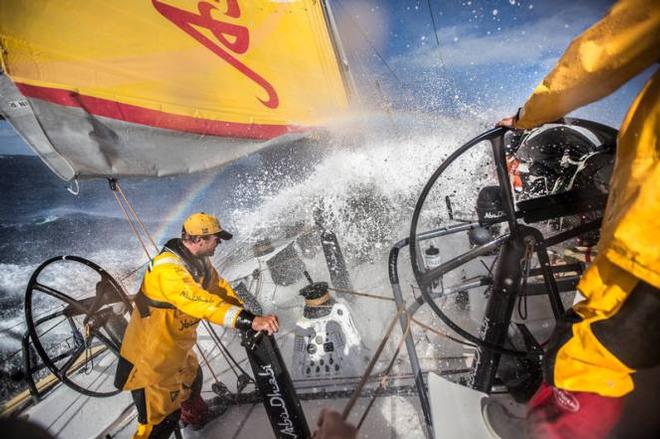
[134,291,176,318]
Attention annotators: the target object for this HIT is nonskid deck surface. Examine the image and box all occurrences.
[109,394,428,439]
[17,241,563,438]
[21,313,436,438]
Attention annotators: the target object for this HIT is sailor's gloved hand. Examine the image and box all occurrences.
[252,315,279,335]
[497,108,524,128]
[497,115,517,128]
[313,409,357,439]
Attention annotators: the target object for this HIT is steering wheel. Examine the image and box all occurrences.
[24,256,133,397]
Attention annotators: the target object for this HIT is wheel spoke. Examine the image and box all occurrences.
[33,282,95,317]
[92,329,121,354]
[60,344,86,375]
[419,234,509,287]
[33,308,67,326]
[33,282,73,300]
[33,316,69,340]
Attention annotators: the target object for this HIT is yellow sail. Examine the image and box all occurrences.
[0,0,351,180]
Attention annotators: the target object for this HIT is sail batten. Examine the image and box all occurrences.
[0,0,350,180]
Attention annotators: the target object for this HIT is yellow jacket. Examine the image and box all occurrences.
[515,0,659,396]
[118,239,248,391]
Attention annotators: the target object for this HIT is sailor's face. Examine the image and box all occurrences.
[198,234,220,257]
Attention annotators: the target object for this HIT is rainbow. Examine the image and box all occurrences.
[149,171,222,252]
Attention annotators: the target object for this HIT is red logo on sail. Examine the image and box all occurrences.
[152,0,279,109]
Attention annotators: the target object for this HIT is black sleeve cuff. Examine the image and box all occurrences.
[234,310,255,331]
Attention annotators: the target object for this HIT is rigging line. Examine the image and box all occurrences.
[230,402,259,439]
[215,354,249,378]
[293,371,419,384]
[4,346,23,362]
[341,305,405,421]
[214,342,240,379]
[333,0,404,87]
[111,189,153,260]
[241,259,389,304]
[119,260,149,282]
[356,310,411,430]
[328,287,396,302]
[201,323,240,379]
[480,259,493,276]
[33,314,69,339]
[424,0,466,111]
[4,313,72,362]
[426,0,441,47]
[211,329,295,378]
[115,182,159,254]
[204,322,252,379]
[206,325,242,376]
[196,342,221,383]
[0,320,25,335]
[1,303,67,334]
[409,315,477,349]
[196,344,225,375]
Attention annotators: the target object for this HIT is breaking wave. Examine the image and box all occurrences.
[227,112,490,264]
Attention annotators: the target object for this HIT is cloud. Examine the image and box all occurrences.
[390,5,603,70]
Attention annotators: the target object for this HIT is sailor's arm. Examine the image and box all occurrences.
[156,264,249,326]
[514,0,660,129]
[155,264,274,333]
[214,271,280,333]
[215,271,279,333]
[216,271,243,304]
[208,266,279,333]
[200,263,243,306]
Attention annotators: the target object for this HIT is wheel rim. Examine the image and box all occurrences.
[24,256,132,398]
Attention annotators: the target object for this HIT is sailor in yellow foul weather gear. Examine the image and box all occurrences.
[496,0,660,437]
[115,212,280,439]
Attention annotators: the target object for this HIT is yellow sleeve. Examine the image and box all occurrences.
[217,275,243,303]
[204,264,244,307]
[157,263,244,328]
[516,0,660,129]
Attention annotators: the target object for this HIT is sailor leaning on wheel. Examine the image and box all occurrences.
[114,212,279,439]
[491,0,660,437]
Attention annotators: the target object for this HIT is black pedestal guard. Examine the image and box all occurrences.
[242,330,311,439]
[471,234,526,392]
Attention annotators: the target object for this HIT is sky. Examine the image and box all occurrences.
[0,0,652,156]
[334,0,651,121]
